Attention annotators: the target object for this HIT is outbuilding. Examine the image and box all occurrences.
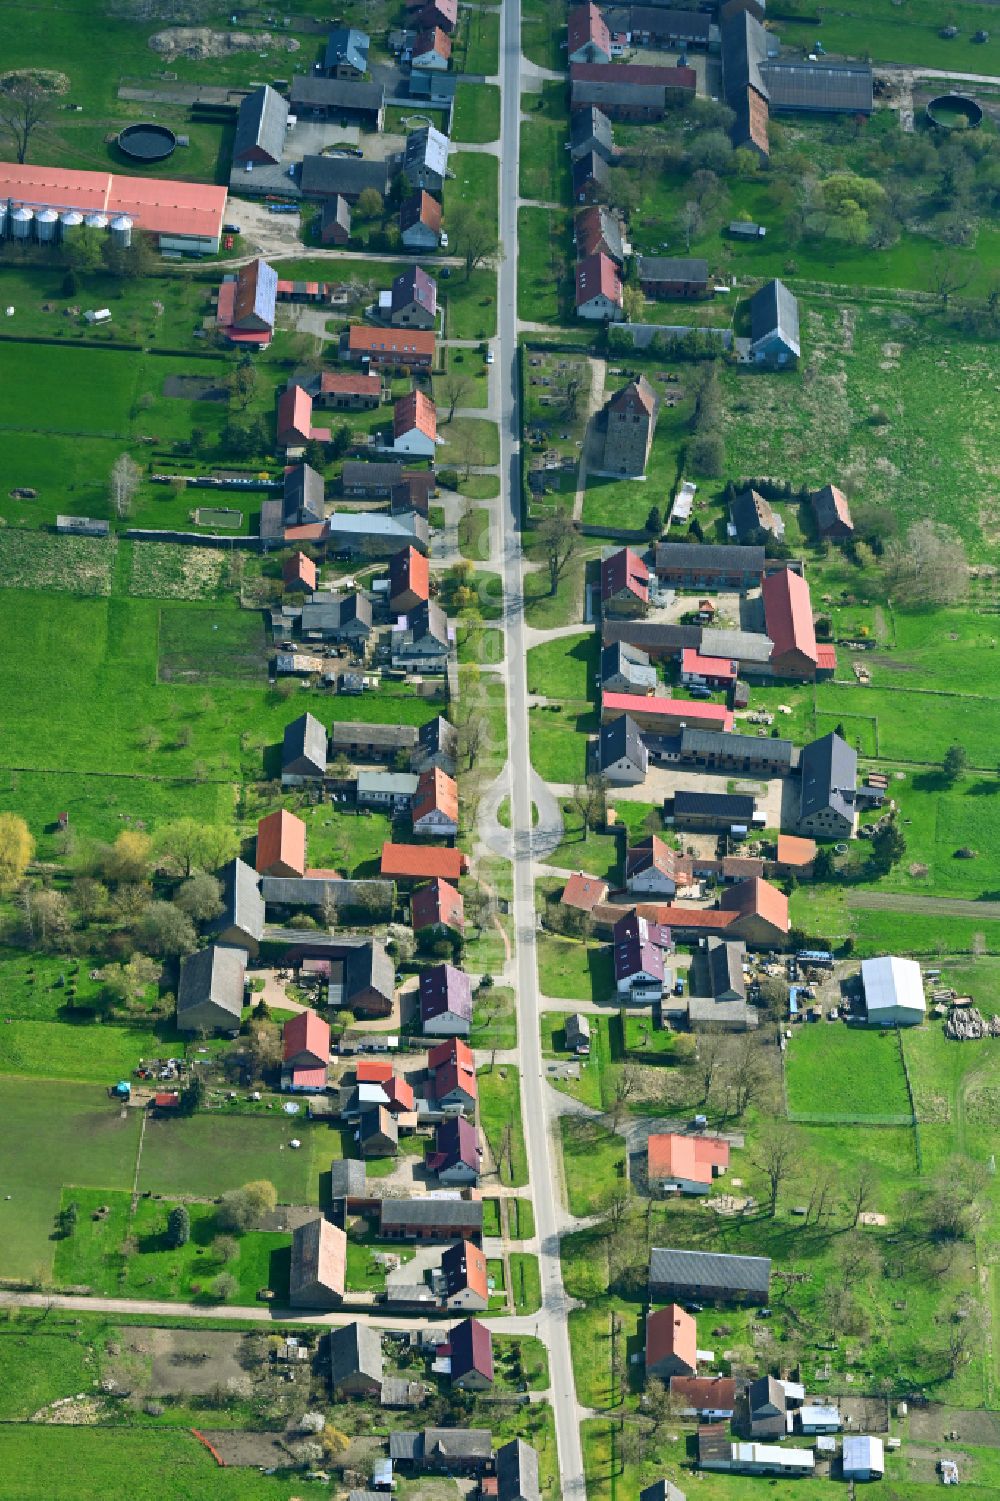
[861,955,926,1026]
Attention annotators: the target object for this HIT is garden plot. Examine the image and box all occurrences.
[0,531,115,595]
[158,605,265,683]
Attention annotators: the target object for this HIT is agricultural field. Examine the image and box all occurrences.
[785,1022,913,1120]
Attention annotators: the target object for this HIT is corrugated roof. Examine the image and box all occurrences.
[749,278,800,358]
[233,84,288,165]
[650,1245,771,1294]
[762,59,873,113]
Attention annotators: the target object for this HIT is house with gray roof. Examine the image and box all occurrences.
[283,462,325,526]
[346,941,396,1017]
[414,715,458,776]
[600,713,648,785]
[570,105,616,163]
[391,600,450,672]
[327,511,430,560]
[330,1321,383,1396]
[403,125,450,192]
[233,84,288,168]
[358,769,419,811]
[649,1246,771,1303]
[210,859,265,956]
[762,59,873,114]
[331,720,419,762]
[654,541,764,590]
[289,75,385,127]
[282,711,328,783]
[300,155,388,202]
[707,938,746,1002]
[798,730,856,840]
[300,590,374,644]
[496,1438,541,1501]
[678,726,794,777]
[748,279,800,368]
[602,640,657,695]
[637,256,710,298]
[324,26,370,76]
[176,944,247,1033]
[379,1197,484,1240]
[729,487,784,543]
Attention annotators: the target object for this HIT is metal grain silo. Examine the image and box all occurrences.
[110,213,133,248]
[11,206,34,240]
[84,212,108,233]
[0,201,8,239]
[60,209,84,241]
[36,207,59,243]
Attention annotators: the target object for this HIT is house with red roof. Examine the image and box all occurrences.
[256,808,307,879]
[347,324,436,371]
[761,566,819,679]
[447,1317,494,1389]
[626,835,678,898]
[381,843,469,883]
[277,385,332,448]
[646,1304,698,1379]
[680,648,736,688]
[412,877,465,937]
[356,1059,394,1084]
[773,833,816,877]
[669,1375,738,1419]
[601,547,650,617]
[647,1133,729,1194]
[393,389,438,457]
[389,544,430,614]
[316,371,382,410]
[441,1240,489,1310]
[602,692,733,735]
[576,253,624,321]
[811,482,854,539]
[383,1075,416,1113]
[282,551,317,595]
[413,26,452,67]
[400,191,443,251]
[412,768,459,838]
[568,1,612,62]
[718,876,789,946]
[561,872,610,914]
[281,1008,331,1093]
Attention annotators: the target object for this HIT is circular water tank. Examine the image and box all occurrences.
[84,212,108,232]
[60,209,84,238]
[36,207,59,243]
[111,213,133,248]
[11,206,34,240]
[117,122,176,163]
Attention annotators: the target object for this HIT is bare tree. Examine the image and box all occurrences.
[883,519,968,606]
[931,251,970,309]
[694,1026,726,1105]
[0,74,56,164]
[849,1161,878,1228]
[440,371,472,423]
[537,514,580,596]
[724,1032,770,1118]
[109,453,142,519]
[679,200,704,251]
[571,777,606,836]
[448,203,501,280]
[457,707,489,770]
[752,1122,796,1216]
[611,1064,640,1130]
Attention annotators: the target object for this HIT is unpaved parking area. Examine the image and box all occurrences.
[910,1406,1000,1447]
[116,1327,247,1398]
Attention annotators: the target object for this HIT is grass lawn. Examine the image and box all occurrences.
[441,267,499,341]
[547,803,621,881]
[611,800,663,842]
[526,631,599,702]
[0,1077,140,1281]
[518,206,574,324]
[536,933,614,1003]
[540,1011,606,1110]
[0,1017,179,1085]
[247,796,392,879]
[582,393,692,532]
[458,505,492,561]
[443,470,501,500]
[511,1197,536,1240]
[456,6,500,72]
[477,1066,529,1187]
[346,1237,415,1292]
[530,704,599,783]
[441,415,500,469]
[449,152,499,240]
[523,556,587,630]
[521,0,567,69]
[54,1188,290,1305]
[520,114,571,207]
[136,1114,318,1203]
[509,1252,542,1315]
[495,1331,549,1389]
[471,985,518,1049]
[451,83,501,142]
[785,1024,913,1121]
[559,1117,626,1216]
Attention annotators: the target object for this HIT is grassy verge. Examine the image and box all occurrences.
[477,1065,529,1187]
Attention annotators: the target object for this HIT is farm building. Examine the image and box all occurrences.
[496,1437,541,1501]
[798,731,857,840]
[176,945,247,1033]
[330,1322,383,1396]
[645,1304,697,1379]
[599,713,649,784]
[647,1134,729,1195]
[650,1246,770,1303]
[290,1216,347,1307]
[861,955,926,1026]
[448,1318,494,1390]
[842,1436,885,1481]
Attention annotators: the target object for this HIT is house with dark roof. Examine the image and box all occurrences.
[419,963,473,1036]
[811,483,854,539]
[345,941,396,1017]
[646,1303,697,1379]
[390,266,438,329]
[427,1036,477,1113]
[496,1438,541,1501]
[602,378,656,477]
[391,470,435,518]
[414,716,458,777]
[331,720,418,762]
[798,730,856,840]
[400,191,443,250]
[233,84,288,167]
[359,1103,399,1157]
[217,257,278,346]
[707,938,746,1002]
[403,126,450,193]
[575,204,625,264]
[601,545,650,614]
[729,487,784,543]
[678,726,794,777]
[407,0,459,31]
[576,253,624,321]
[176,945,247,1033]
[720,6,770,156]
[426,1114,481,1184]
[391,600,450,673]
[763,59,873,114]
[330,1321,383,1396]
[282,712,328,783]
[210,859,265,956]
[290,75,385,126]
[448,1317,494,1390]
[624,6,710,46]
[321,194,353,244]
[614,926,666,1000]
[671,790,757,832]
[324,26,370,76]
[283,463,325,526]
[342,461,405,499]
[637,256,710,299]
[290,1216,346,1307]
[570,105,616,163]
[565,1012,591,1054]
[602,640,657,695]
[300,154,388,202]
[745,1374,787,1438]
[572,149,609,205]
[600,714,649,785]
[748,279,800,368]
[639,1482,687,1501]
[300,590,374,644]
[654,542,764,591]
[649,1245,771,1303]
[391,1426,493,1470]
[379,1197,484,1240]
